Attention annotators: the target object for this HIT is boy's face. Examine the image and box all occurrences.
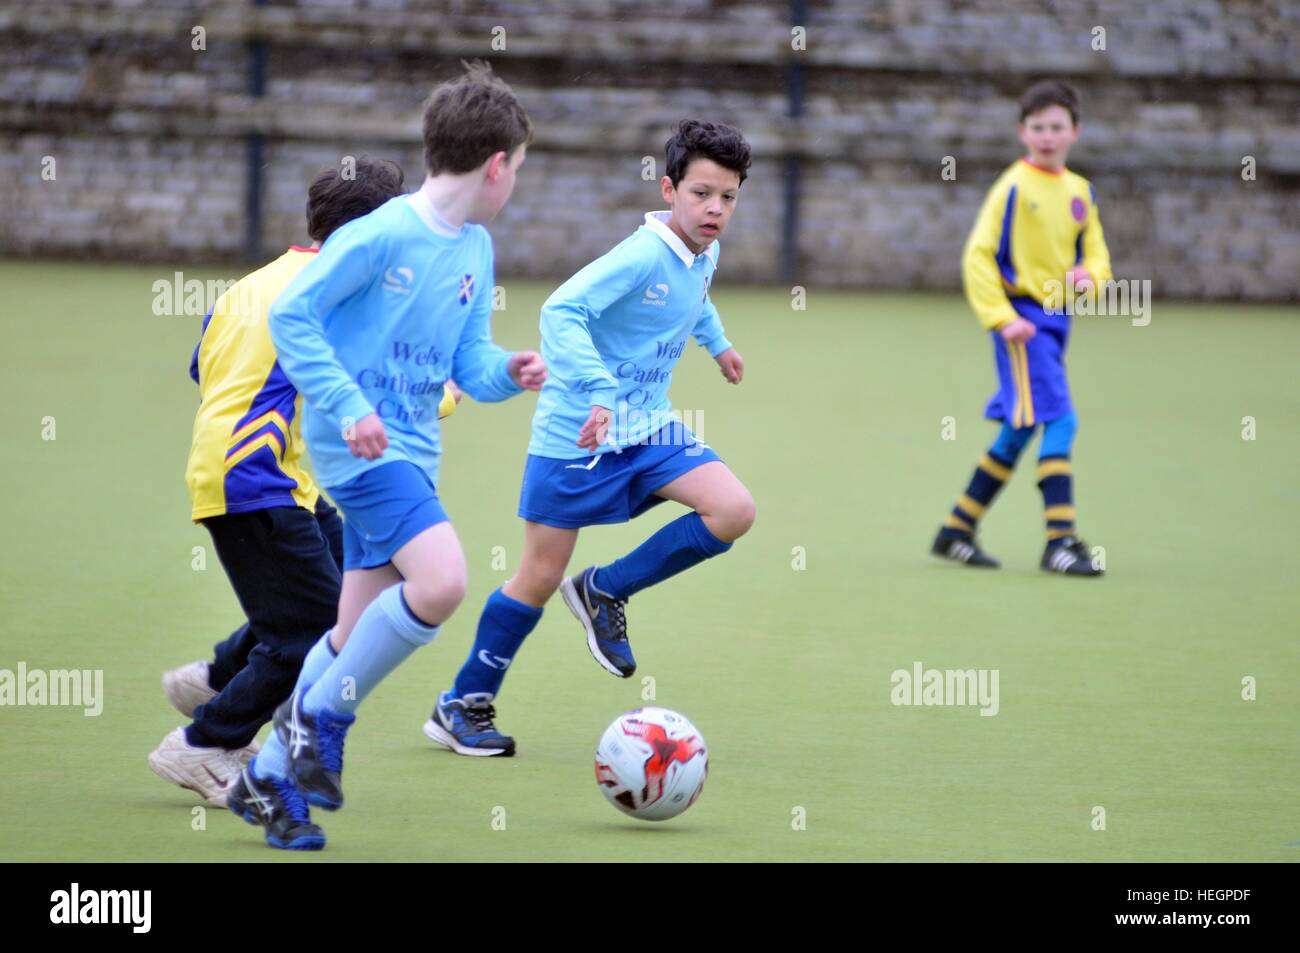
[661,158,741,253]
[470,144,527,223]
[1018,105,1078,170]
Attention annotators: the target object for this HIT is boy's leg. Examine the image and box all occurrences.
[593,460,753,601]
[306,521,463,716]
[173,497,343,721]
[260,462,455,808]
[1038,411,1078,543]
[426,522,576,756]
[267,524,463,807]
[1036,412,1101,575]
[932,422,1035,566]
[563,427,751,678]
[187,508,340,750]
[249,564,397,782]
[151,506,339,805]
[209,625,256,692]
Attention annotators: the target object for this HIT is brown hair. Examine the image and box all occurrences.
[306,156,405,242]
[1019,80,1080,125]
[422,60,533,175]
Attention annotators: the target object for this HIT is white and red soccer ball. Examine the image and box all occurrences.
[595,707,708,821]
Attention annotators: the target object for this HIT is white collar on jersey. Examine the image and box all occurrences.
[407,187,465,238]
[643,211,719,268]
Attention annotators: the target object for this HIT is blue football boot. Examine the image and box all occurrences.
[559,567,636,678]
[423,690,516,756]
[227,761,326,851]
[273,690,354,811]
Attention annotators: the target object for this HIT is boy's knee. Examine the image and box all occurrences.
[1041,412,1078,458]
[711,489,755,543]
[405,574,467,623]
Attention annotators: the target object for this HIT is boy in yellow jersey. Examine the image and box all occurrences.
[149,158,460,812]
[931,80,1109,576]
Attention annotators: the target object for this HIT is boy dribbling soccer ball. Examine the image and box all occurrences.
[424,120,756,757]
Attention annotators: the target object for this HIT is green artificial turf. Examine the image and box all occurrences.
[0,261,1295,861]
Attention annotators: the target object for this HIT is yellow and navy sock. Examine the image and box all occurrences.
[1037,455,1075,545]
[941,451,1015,538]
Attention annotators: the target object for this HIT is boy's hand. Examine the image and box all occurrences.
[715,347,744,384]
[508,351,547,391]
[346,413,388,460]
[999,318,1037,344]
[446,378,464,404]
[1066,267,1094,292]
[576,405,612,452]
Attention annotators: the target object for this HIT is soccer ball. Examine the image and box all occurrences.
[594,707,708,821]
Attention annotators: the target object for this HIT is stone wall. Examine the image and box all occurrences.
[1,0,1296,298]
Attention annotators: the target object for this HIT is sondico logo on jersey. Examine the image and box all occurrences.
[383,266,414,296]
[642,283,669,306]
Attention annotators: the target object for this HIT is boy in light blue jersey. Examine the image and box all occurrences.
[227,63,546,849]
[424,121,755,758]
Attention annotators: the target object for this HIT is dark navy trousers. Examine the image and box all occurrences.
[187,498,343,749]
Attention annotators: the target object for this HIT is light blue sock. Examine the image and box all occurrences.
[294,630,338,694]
[253,736,291,780]
[301,583,439,716]
[251,632,338,781]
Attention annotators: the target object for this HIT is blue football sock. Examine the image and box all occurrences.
[452,588,543,699]
[593,512,732,600]
[294,630,338,694]
[302,583,439,716]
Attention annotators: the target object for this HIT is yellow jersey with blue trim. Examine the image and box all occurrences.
[962,158,1113,331]
[186,247,322,520]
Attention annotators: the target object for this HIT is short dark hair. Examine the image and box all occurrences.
[1019,80,1080,125]
[664,120,752,187]
[305,157,405,242]
[422,60,533,175]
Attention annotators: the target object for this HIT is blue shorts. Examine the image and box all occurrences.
[518,421,722,529]
[326,461,450,571]
[985,296,1073,428]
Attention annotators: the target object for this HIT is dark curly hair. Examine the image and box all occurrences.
[664,120,752,187]
[306,156,405,243]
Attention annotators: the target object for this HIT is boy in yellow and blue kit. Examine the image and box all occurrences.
[932,80,1110,576]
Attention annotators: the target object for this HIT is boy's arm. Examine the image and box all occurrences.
[450,259,522,403]
[691,293,733,358]
[1080,186,1113,285]
[961,180,1019,331]
[542,243,653,411]
[694,292,743,383]
[268,228,378,433]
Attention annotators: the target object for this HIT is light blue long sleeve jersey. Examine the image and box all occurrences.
[529,210,733,459]
[269,192,521,489]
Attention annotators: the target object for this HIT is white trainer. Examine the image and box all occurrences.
[148,727,243,807]
[162,661,217,718]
